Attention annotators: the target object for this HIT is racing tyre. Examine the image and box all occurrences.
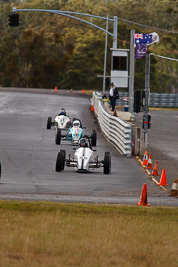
[91,130,97,147]
[104,153,111,174]
[60,149,66,170]
[55,128,61,145]
[56,152,64,172]
[66,121,71,128]
[47,117,52,129]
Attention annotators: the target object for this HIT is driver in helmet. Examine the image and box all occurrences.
[79,138,88,148]
[73,120,80,128]
[58,108,66,116]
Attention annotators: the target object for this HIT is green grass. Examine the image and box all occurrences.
[0,201,178,267]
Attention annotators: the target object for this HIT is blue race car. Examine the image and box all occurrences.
[55,119,97,146]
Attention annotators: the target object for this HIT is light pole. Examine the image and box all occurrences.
[12,7,118,95]
[113,16,118,49]
[12,7,117,42]
[103,15,109,94]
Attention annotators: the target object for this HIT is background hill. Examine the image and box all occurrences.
[0,0,177,92]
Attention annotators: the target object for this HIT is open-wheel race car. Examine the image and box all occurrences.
[47,108,71,130]
[55,136,111,174]
[55,118,97,147]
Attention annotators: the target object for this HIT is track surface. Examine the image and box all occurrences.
[135,110,178,191]
[0,90,177,206]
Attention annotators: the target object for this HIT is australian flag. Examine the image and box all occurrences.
[134,33,152,45]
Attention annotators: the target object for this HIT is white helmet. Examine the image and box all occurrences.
[73,120,80,127]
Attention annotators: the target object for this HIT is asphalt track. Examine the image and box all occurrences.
[135,110,178,161]
[0,89,177,206]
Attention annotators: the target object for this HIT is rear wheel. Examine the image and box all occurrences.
[47,117,52,129]
[91,130,97,147]
[60,150,66,170]
[55,128,61,145]
[66,121,71,128]
[56,152,64,172]
[104,153,111,174]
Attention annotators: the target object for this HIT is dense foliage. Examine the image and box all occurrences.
[0,0,177,92]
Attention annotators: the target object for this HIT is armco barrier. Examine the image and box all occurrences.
[104,91,178,108]
[93,92,132,157]
[150,93,178,108]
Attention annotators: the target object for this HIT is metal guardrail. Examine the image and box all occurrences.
[93,91,178,156]
[149,93,178,108]
[103,92,178,108]
[93,92,132,157]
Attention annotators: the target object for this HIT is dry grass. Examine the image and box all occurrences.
[149,107,178,111]
[0,201,178,267]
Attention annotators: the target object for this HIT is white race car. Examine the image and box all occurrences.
[55,137,111,174]
[47,108,71,130]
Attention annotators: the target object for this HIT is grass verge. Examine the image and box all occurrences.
[0,200,178,267]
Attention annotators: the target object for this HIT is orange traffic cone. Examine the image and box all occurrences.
[170,178,178,197]
[146,154,153,169]
[82,89,85,93]
[142,151,148,166]
[91,105,94,111]
[152,160,159,176]
[136,183,150,206]
[113,109,117,117]
[55,86,57,92]
[158,169,168,186]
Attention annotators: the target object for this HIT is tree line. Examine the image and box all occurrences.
[0,0,177,93]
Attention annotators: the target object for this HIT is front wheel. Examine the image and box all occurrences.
[56,152,65,172]
[60,149,66,170]
[91,130,97,147]
[103,153,111,174]
[47,117,52,129]
[55,128,61,145]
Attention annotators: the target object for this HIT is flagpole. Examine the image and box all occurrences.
[129,29,135,114]
[134,32,159,148]
[144,53,150,147]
